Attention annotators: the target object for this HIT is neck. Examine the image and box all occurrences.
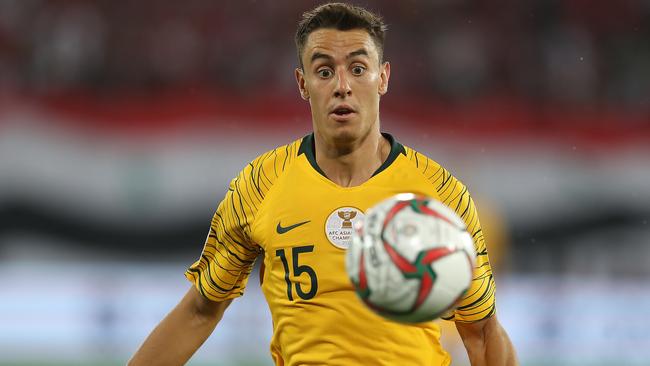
[314,129,390,187]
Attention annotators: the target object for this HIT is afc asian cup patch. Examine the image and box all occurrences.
[325,206,364,249]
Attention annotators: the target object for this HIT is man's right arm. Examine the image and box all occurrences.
[128,285,232,366]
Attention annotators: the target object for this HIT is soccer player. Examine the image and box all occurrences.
[129,3,517,365]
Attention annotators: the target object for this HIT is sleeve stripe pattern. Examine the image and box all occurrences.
[407,148,497,323]
[185,140,299,301]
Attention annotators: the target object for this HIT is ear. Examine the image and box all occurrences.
[378,61,390,96]
[295,68,309,100]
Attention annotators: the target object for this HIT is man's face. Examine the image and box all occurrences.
[296,28,390,145]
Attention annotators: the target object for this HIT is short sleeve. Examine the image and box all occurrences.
[433,168,497,323]
[185,165,261,302]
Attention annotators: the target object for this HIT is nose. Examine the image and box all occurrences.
[333,71,352,98]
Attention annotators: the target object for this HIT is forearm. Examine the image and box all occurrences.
[473,321,516,366]
[457,316,518,366]
[129,287,230,366]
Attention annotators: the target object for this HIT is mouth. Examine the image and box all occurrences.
[329,105,356,120]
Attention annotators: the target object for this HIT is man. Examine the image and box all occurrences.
[129,3,517,365]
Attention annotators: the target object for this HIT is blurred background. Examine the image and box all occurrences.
[1,0,649,365]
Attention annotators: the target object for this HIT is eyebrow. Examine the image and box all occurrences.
[348,49,368,59]
[310,48,369,63]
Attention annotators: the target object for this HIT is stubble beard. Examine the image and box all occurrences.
[327,117,378,156]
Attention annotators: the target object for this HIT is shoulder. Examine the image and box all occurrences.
[398,144,473,208]
[400,145,450,185]
[246,137,303,177]
[230,137,304,198]
[218,137,303,239]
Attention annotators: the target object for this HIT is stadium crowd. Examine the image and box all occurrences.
[0,0,648,109]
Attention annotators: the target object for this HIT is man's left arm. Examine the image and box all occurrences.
[456,315,518,366]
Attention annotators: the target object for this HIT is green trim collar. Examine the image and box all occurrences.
[297,132,406,179]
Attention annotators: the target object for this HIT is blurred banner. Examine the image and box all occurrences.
[1,1,649,365]
[1,262,650,366]
[2,95,648,269]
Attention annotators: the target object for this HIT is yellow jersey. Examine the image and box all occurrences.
[185,133,496,366]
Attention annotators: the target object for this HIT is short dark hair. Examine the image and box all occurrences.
[295,2,387,68]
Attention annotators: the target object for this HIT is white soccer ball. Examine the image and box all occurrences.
[346,193,476,323]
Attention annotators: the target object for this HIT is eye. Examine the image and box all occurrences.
[317,68,333,78]
[351,65,366,76]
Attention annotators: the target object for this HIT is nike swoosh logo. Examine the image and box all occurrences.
[277,220,310,234]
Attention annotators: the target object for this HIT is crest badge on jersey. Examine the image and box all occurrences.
[325,206,364,249]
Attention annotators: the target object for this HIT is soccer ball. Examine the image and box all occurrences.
[346,193,476,323]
